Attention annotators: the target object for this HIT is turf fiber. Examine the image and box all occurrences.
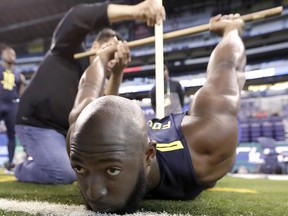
[0,169,288,216]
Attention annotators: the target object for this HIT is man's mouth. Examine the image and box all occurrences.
[87,200,115,213]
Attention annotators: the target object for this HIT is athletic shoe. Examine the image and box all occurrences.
[4,162,15,175]
[4,162,15,171]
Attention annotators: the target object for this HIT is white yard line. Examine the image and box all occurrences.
[0,198,190,216]
[227,173,288,180]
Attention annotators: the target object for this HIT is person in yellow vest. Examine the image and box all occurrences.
[0,45,26,172]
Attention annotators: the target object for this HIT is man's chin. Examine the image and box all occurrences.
[86,203,117,213]
[83,198,119,213]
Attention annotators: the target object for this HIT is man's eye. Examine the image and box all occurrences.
[106,168,121,176]
[73,166,87,174]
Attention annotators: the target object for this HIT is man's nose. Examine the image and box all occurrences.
[86,176,108,200]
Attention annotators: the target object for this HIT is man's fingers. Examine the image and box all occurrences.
[234,13,240,18]
[114,52,119,65]
[112,40,131,68]
[97,42,117,63]
[161,6,166,21]
[124,41,132,64]
[117,42,124,60]
[120,41,131,64]
[156,6,166,25]
[141,0,165,26]
[211,14,221,22]
[123,41,130,53]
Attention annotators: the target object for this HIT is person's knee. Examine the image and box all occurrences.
[54,168,76,184]
[51,161,76,184]
[15,161,76,184]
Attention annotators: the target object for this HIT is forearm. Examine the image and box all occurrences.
[104,73,123,95]
[206,29,246,97]
[68,57,106,125]
[107,4,135,23]
[189,28,246,119]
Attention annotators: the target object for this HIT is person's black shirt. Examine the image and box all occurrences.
[16,3,109,135]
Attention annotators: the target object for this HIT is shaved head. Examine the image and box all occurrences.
[71,95,148,152]
[68,96,154,213]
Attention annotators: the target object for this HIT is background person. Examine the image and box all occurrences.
[67,14,246,213]
[15,0,165,184]
[0,45,26,172]
[150,64,185,115]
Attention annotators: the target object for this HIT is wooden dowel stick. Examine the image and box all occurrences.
[74,6,283,59]
[155,0,165,119]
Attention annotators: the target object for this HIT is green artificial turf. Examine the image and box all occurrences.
[139,177,288,216]
[0,180,82,205]
[1,171,288,216]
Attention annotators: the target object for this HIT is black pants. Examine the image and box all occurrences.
[0,100,18,163]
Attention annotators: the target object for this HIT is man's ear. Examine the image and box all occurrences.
[145,140,157,167]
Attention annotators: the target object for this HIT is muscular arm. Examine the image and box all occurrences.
[67,44,117,153]
[68,60,105,126]
[68,40,120,125]
[182,15,246,184]
[67,41,120,153]
[104,73,124,96]
[66,54,107,154]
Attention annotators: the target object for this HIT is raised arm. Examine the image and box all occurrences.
[108,0,165,26]
[104,0,165,95]
[66,39,120,153]
[52,0,165,57]
[68,40,122,126]
[181,14,246,184]
[51,3,110,56]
